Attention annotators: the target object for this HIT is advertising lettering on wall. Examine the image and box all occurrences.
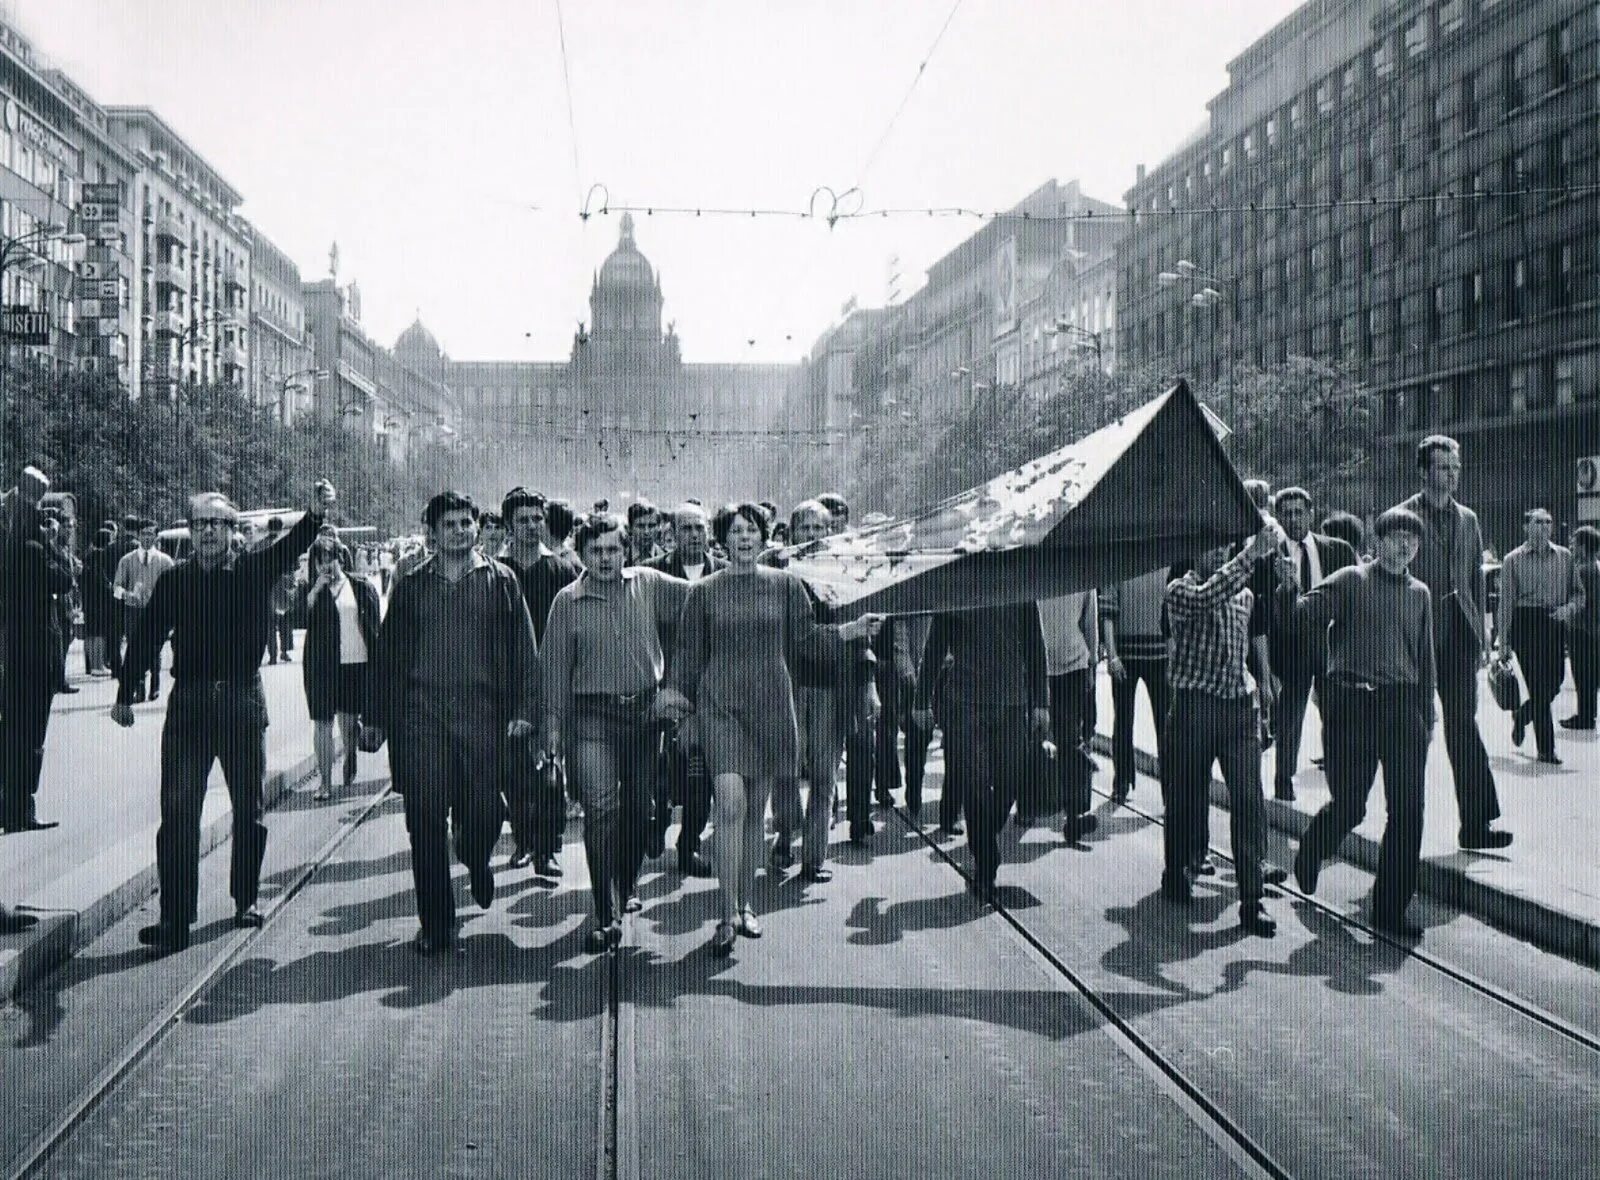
[2,305,51,344]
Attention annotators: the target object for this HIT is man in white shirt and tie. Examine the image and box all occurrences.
[113,519,175,702]
[1266,488,1358,801]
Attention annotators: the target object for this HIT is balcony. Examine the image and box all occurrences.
[223,262,246,292]
[152,260,189,291]
[151,308,185,337]
[219,342,247,368]
[152,212,186,244]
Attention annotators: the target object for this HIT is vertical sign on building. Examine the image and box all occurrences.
[77,184,125,374]
[993,235,1018,339]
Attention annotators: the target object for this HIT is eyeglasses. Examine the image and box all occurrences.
[1528,517,1554,526]
[190,518,235,532]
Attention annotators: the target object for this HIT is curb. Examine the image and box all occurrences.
[1091,734,1600,968]
[0,746,328,1001]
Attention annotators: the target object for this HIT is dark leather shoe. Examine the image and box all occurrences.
[1373,913,1424,939]
[874,792,894,809]
[937,822,964,837]
[1559,716,1595,730]
[710,920,738,956]
[130,689,146,704]
[1190,856,1217,877]
[967,877,995,905]
[678,851,714,877]
[799,862,833,883]
[148,689,160,702]
[139,922,190,956]
[768,837,794,870]
[848,820,875,847]
[1536,752,1563,765]
[533,855,562,878]
[1293,846,1320,895]
[1273,783,1296,802]
[507,848,533,869]
[623,894,642,914]
[469,864,495,909]
[1460,827,1513,851]
[1263,866,1289,886]
[1110,780,1132,803]
[57,684,80,695]
[584,927,612,954]
[234,908,264,929]
[1160,873,1193,904]
[1062,813,1098,843]
[6,818,60,832]
[413,930,454,955]
[1239,902,1277,937]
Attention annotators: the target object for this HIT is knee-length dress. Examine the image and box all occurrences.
[668,565,845,779]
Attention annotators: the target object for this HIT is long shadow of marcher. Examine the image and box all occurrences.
[1098,889,1239,997]
[844,891,986,946]
[1213,903,1409,998]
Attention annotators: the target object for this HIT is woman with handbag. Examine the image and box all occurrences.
[299,538,381,800]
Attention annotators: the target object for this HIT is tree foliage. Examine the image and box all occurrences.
[2,369,464,541]
[822,357,1380,521]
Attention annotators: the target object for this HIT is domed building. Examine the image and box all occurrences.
[399,213,796,502]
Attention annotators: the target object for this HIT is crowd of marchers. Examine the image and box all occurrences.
[1,429,1594,951]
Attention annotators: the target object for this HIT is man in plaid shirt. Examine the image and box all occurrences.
[1162,523,1282,936]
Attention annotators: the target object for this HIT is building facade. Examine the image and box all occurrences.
[1118,0,1600,545]
[0,19,139,391]
[395,213,797,504]
[246,227,313,424]
[106,107,250,401]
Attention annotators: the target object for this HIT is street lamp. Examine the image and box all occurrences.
[274,367,329,426]
[1044,319,1105,370]
[0,223,86,482]
[1155,259,1238,422]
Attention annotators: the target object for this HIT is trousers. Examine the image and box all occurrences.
[156,679,269,927]
[569,697,659,928]
[0,661,56,827]
[1272,665,1322,790]
[654,726,712,858]
[942,704,1030,887]
[1047,670,1094,818]
[1510,608,1566,757]
[1110,656,1169,788]
[1569,627,1599,723]
[1161,690,1266,902]
[1299,682,1428,921]
[391,701,504,940]
[874,675,931,812]
[1434,608,1501,834]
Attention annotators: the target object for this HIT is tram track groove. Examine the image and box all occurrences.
[1092,785,1600,1057]
[6,783,398,1180]
[882,801,1295,1180]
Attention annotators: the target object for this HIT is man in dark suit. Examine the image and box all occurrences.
[1262,487,1358,801]
[1,468,73,832]
[1394,435,1511,850]
[644,503,724,873]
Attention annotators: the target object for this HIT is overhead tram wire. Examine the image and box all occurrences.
[572,181,1600,228]
[554,0,585,207]
[854,0,967,192]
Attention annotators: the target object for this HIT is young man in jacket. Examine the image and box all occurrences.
[363,492,541,955]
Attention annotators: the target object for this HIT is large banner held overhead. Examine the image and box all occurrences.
[779,380,1261,617]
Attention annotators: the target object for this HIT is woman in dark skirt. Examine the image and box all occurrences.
[299,538,382,800]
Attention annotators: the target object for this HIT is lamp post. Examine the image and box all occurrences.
[0,223,86,483]
[1043,319,1105,370]
[1157,259,1239,423]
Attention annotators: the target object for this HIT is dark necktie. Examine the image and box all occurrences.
[1300,541,1313,589]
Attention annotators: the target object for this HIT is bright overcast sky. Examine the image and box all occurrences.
[11,0,1301,365]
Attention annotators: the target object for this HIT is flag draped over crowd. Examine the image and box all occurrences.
[781,381,1261,616]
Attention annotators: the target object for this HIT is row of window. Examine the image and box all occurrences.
[1392,350,1600,432]
[1150,5,1599,211]
[1132,235,1598,362]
